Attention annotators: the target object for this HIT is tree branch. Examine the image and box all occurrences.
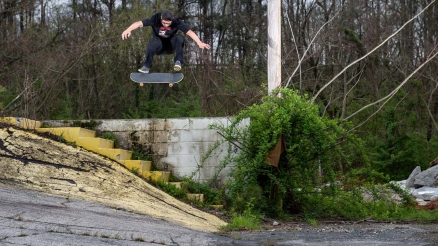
[311,0,437,104]
[345,48,438,131]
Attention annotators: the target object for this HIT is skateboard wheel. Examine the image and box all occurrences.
[140,83,144,87]
[169,83,173,87]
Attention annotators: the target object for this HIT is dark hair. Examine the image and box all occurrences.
[161,10,173,21]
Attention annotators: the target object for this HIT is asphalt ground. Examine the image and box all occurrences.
[0,183,247,246]
[2,183,438,246]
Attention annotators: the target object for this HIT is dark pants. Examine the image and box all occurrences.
[143,34,185,68]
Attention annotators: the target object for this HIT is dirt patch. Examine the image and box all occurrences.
[417,200,438,210]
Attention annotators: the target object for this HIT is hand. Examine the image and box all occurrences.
[199,42,211,50]
[122,30,131,40]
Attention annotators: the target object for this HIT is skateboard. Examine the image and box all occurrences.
[130,72,184,87]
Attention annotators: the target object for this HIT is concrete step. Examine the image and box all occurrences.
[0,117,19,126]
[36,127,95,142]
[209,205,223,210]
[169,182,182,189]
[97,148,132,162]
[120,160,152,174]
[1,117,41,129]
[76,137,114,152]
[19,118,42,129]
[168,183,209,204]
[142,171,171,183]
[187,194,204,203]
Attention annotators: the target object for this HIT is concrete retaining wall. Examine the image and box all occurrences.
[45,117,247,183]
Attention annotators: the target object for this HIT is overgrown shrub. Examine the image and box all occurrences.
[212,88,370,217]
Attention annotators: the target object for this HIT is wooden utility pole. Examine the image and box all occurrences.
[268,0,281,93]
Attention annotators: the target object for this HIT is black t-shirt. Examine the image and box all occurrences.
[141,13,191,39]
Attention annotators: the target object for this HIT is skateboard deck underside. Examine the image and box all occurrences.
[130,72,183,84]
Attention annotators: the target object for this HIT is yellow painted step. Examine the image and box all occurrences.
[0,117,41,129]
[142,171,171,183]
[76,137,114,152]
[209,205,224,210]
[0,117,18,126]
[19,118,41,129]
[169,182,182,189]
[97,148,132,162]
[187,194,204,203]
[120,160,152,174]
[36,127,95,142]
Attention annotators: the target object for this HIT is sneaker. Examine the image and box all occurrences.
[138,66,150,73]
[174,61,182,71]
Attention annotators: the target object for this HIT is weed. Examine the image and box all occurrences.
[101,132,118,147]
[129,131,152,161]
[228,184,265,214]
[71,120,98,130]
[67,141,76,146]
[57,133,66,143]
[184,180,222,205]
[130,167,140,175]
[386,182,415,205]
[307,218,318,226]
[223,212,261,231]
[155,181,187,199]
[40,122,51,128]
[131,148,151,161]
[133,237,145,242]
[222,199,261,231]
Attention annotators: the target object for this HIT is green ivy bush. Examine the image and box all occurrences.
[212,88,370,217]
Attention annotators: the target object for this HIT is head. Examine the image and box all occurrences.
[161,10,173,27]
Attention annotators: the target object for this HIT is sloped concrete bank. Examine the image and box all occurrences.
[0,184,246,246]
[0,126,226,232]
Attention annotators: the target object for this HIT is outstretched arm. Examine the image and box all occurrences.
[186,30,211,50]
[122,21,143,40]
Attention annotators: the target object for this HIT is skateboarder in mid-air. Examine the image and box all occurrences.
[121,10,211,73]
